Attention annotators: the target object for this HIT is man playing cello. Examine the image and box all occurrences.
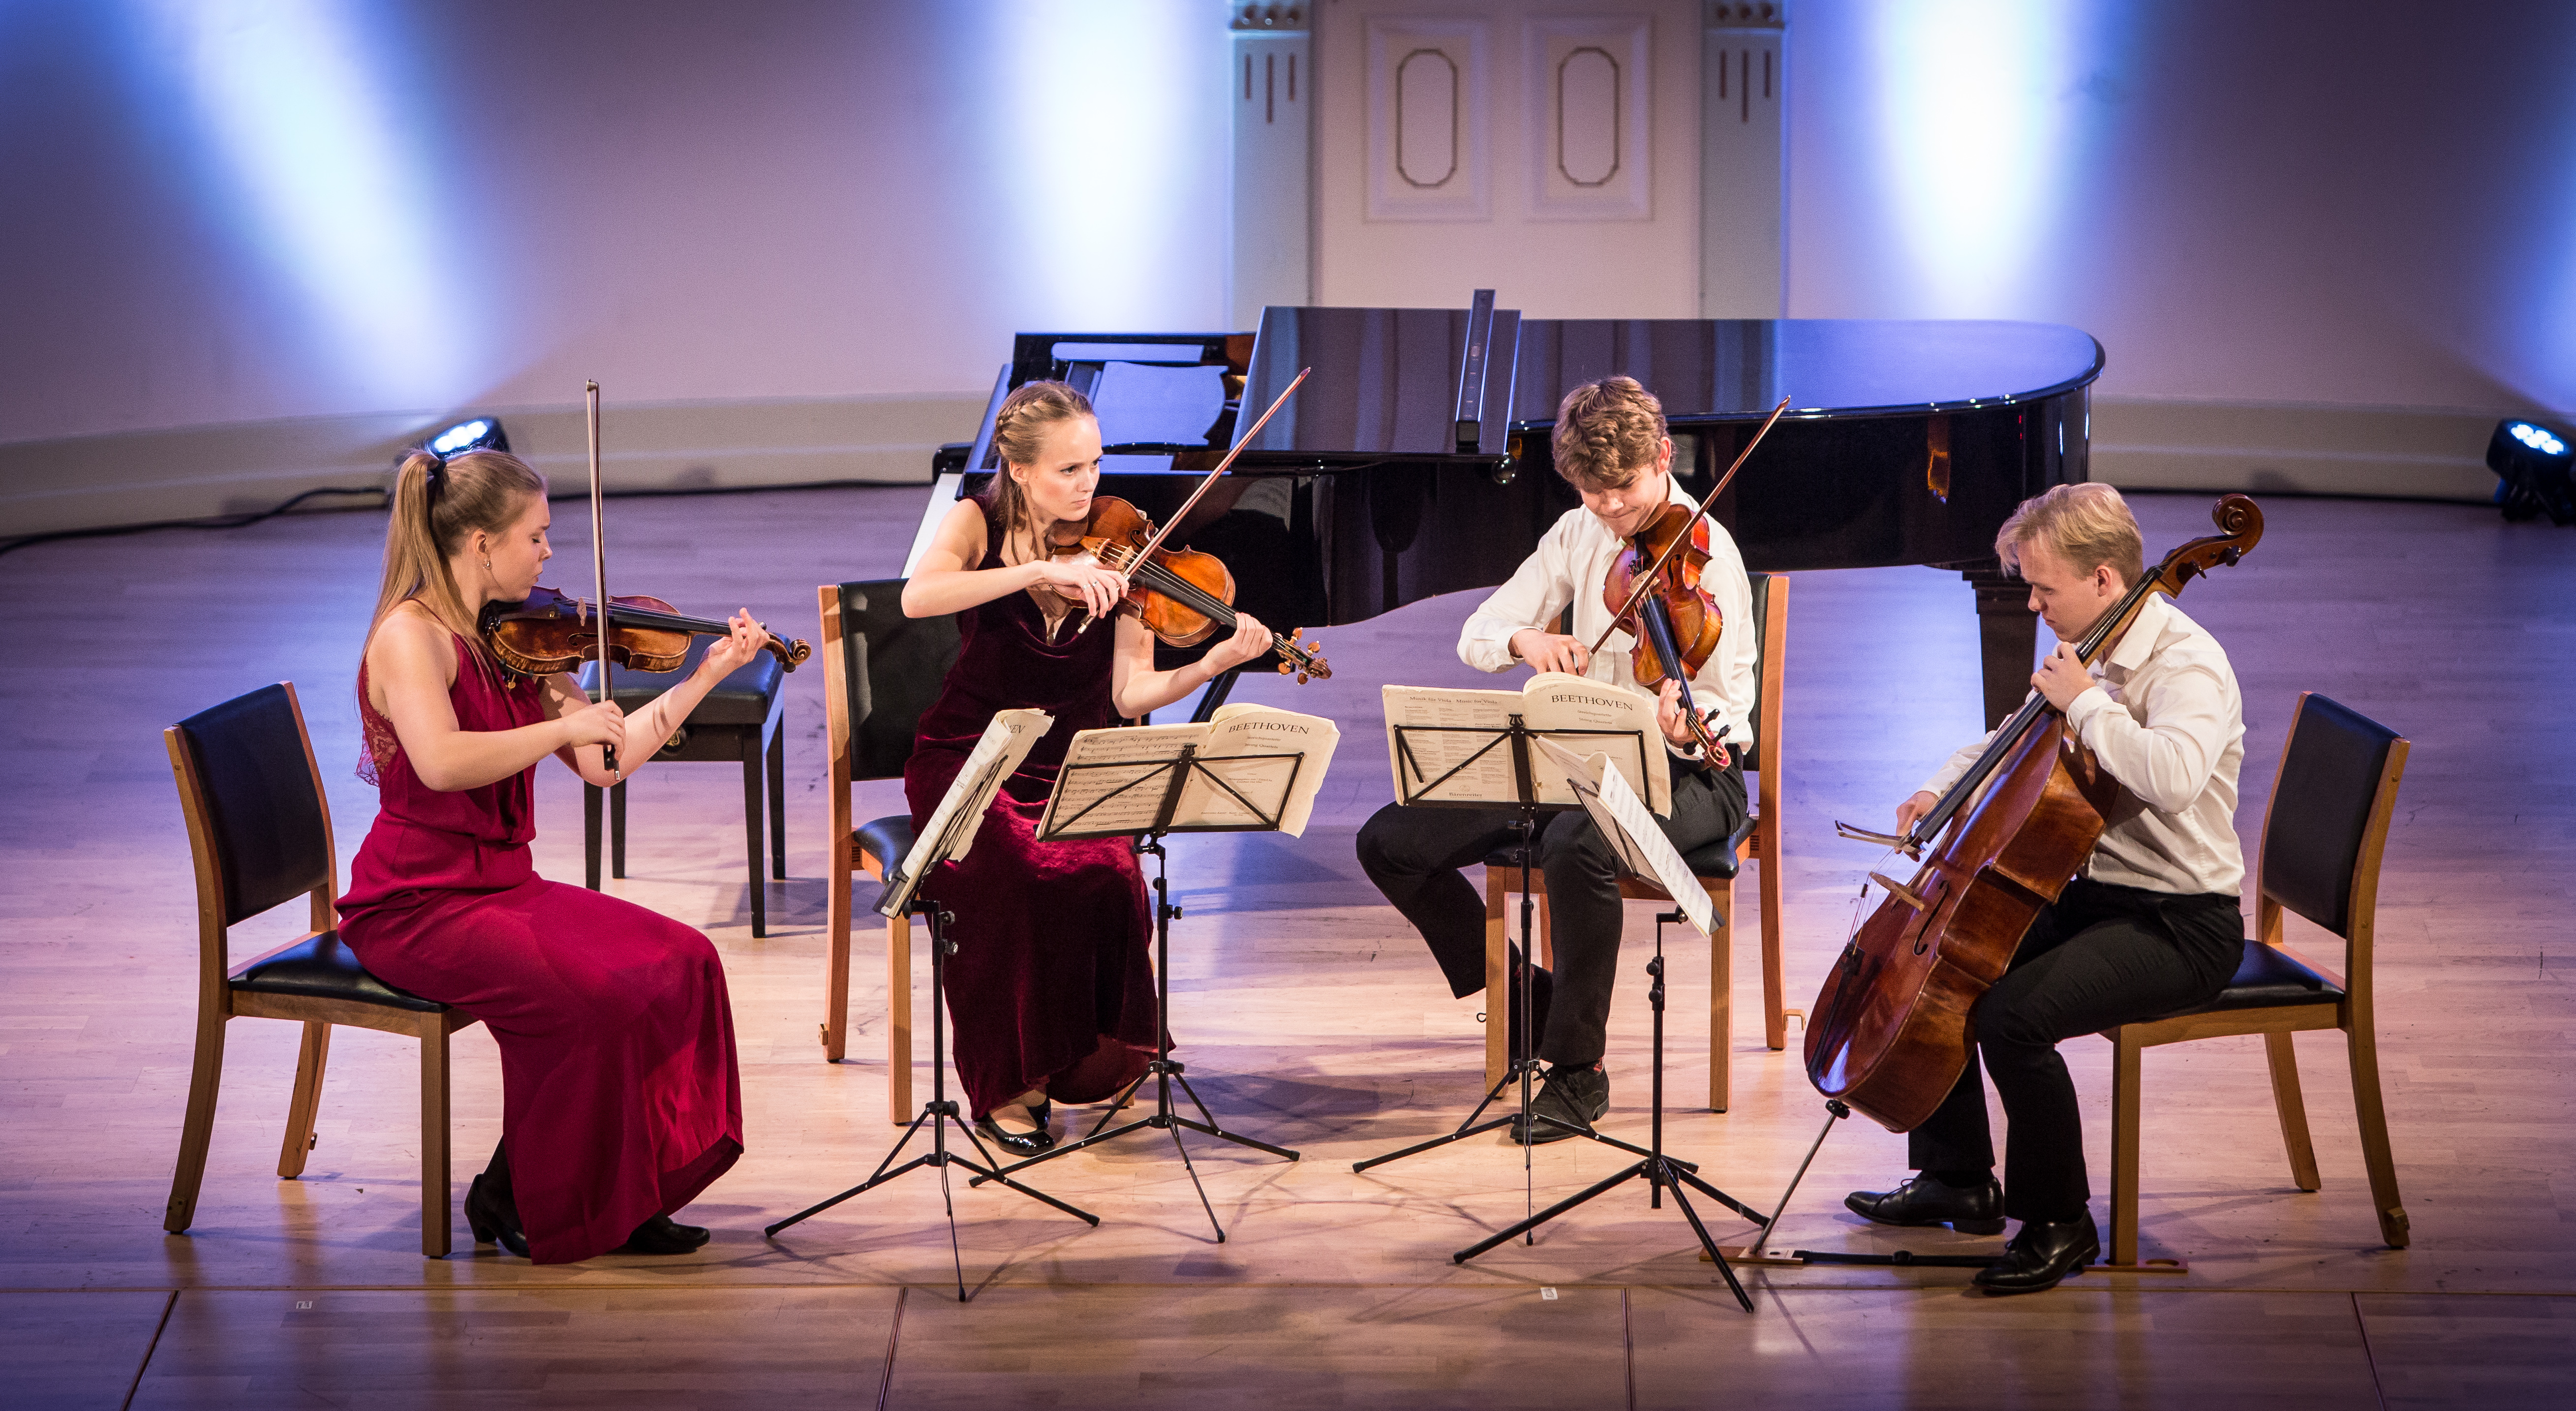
[1845,483,2248,1294]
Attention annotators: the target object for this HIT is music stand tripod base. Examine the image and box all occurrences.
[763,902,1097,1301]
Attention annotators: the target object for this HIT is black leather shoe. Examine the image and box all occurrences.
[618,1213,712,1256]
[974,1100,1055,1159]
[1511,1064,1608,1145]
[1843,1175,2007,1235]
[1503,953,1554,1063]
[1974,1213,2099,1294]
[465,1172,530,1258]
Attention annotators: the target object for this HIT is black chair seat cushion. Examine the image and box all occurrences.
[1481,819,1747,887]
[580,640,783,727]
[856,814,914,873]
[232,931,445,1013]
[2160,940,2346,1018]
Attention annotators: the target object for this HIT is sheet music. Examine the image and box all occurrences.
[878,707,1052,918]
[1382,685,1520,803]
[1536,737,1715,937]
[1042,706,1337,839]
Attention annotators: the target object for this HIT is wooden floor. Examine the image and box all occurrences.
[2,486,2571,1408]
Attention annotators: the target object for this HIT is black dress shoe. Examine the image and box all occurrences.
[1843,1175,2007,1235]
[464,1172,530,1258]
[974,1100,1055,1159]
[1974,1213,2099,1294]
[618,1213,712,1256]
[1511,1064,1608,1145]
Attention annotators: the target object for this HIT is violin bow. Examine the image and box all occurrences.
[1074,366,1311,635]
[586,381,617,781]
[1586,395,1793,656]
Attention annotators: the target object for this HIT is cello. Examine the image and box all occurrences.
[1805,494,2264,1132]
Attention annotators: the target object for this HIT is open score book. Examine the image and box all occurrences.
[1382,673,1673,815]
[1038,703,1342,840]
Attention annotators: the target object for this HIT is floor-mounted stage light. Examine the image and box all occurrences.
[427,416,508,457]
[2487,418,2575,524]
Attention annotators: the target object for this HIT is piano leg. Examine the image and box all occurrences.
[1962,566,2040,731]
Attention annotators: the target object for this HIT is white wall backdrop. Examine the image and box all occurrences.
[0,0,1232,446]
[7,0,2576,530]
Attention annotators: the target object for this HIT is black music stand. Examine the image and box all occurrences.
[763,729,1098,1302]
[1351,716,1686,1237]
[974,741,1306,1242]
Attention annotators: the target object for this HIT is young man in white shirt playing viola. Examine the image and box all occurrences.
[1844,482,2248,1294]
[1355,377,1756,1143]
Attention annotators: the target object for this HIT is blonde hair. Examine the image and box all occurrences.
[364,447,548,673]
[1551,376,1667,489]
[1997,482,2144,586]
[986,379,1096,557]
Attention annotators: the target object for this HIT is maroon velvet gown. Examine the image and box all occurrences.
[338,635,743,1264]
[903,503,1159,1120]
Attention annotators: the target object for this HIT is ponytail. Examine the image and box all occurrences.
[362,446,547,679]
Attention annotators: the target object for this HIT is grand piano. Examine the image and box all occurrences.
[907,296,2105,728]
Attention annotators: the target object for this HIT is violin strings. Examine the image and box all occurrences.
[1097,543,1315,663]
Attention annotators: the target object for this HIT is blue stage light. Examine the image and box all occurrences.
[2488,417,2576,524]
[427,417,508,457]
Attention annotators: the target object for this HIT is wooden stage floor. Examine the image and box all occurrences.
[2,487,2569,1408]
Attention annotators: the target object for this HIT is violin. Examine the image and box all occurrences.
[1603,504,1727,760]
[1051,495,1330,682]
[479,584,811,678]
[1587,397,1792,762]
[1805,494,2266,1133]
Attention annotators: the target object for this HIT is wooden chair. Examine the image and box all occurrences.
[817,580,962,1125]
[1481,573,1793,1112]
[2105,690,2411,1266]
[162,682,479,1258]
[580,643,788,936]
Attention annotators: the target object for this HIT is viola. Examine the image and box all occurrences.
[479,584,811,678]
[1602,503,1727,760]
[1805,494,2265,1132]
[1584,397,1793,761]
[1050,495,1330,682]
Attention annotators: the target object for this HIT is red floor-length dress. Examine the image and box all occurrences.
[338,634,743,1264]
[903,501,1159,1120]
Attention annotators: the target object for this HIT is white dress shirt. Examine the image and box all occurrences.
[1458,484,1758,761]
[1919,591,2245,896]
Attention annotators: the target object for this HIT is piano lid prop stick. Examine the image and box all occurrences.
[1588,395,1793,657]
[1074,366,1311,637]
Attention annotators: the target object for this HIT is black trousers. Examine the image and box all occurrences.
[1354,761,1747,1069]
[1908,877,2245,1223]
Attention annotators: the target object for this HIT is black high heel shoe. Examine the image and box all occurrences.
[974,1098,1054,1159]
[465,1172,530,1258]
[618,1213,711,1256]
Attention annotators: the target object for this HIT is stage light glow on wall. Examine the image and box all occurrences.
[985,2,1211,328]
[137,0,471,405]
[1868,0,2087,316]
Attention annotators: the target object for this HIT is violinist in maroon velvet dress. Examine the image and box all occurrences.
[900,380,1276,1157]
[337,446,764,1263]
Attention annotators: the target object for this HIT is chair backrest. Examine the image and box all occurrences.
[821,580,964,785]
[1744,572,1785,777]
[165,682,337,952]
[2256,693,2407,1000]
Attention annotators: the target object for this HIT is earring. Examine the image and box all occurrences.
[482,556,493,571]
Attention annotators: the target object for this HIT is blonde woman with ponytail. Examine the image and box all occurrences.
[335,447,763,1263]
[898,381,1275,1156]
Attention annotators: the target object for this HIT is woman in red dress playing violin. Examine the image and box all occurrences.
[337,447,764,1262]
[901,381,1275,1157]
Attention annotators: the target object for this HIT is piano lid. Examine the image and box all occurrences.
[1236,304,1520,464]
[1510,319,2105,426]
